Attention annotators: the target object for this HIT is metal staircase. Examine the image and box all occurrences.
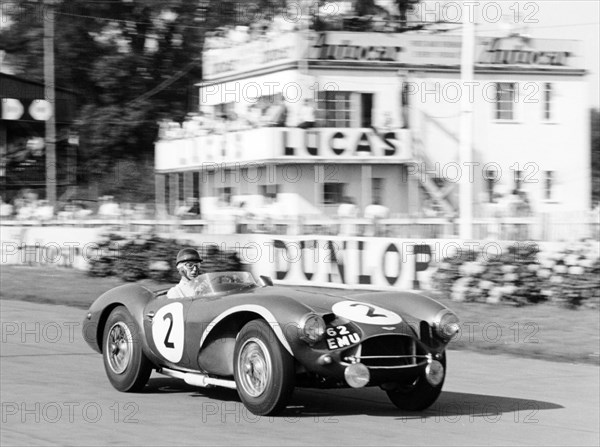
[410,111,462,217]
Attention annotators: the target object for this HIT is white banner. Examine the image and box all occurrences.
[1,226,106,269]
[308,32,578,68]
[203,33,303,80]
[155,127,411,170]
[2,226,555,293]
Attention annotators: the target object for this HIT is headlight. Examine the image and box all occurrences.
[433,310,460,341]
[299,314,326,345]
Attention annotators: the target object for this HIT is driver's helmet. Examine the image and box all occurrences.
[176,248,202,265]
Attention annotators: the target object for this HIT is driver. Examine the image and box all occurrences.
[167,248,204,299]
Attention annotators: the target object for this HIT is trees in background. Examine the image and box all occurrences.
[0,0,257,202]
[592,108,600,207]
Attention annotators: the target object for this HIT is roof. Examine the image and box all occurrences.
[0,72,79,99]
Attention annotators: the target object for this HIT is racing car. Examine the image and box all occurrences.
[83,271,460,416]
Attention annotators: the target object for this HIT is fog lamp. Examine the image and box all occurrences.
[344,363,370,388]
[425,359,445,386]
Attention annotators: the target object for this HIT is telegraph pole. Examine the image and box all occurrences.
[43,0,57,205]
[458,3,475,239]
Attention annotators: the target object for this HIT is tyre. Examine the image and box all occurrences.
[386,353,446,411]
[102,306,152,392]
[233,320,295,416]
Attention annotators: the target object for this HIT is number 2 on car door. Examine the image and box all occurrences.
[151,303,184,362]
[163,313,175,348]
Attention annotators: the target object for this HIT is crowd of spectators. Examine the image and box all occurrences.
[0,192,153,221]
[202,4,418,50]
[159,93,306,140]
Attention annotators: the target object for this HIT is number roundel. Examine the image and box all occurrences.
[152,302,184,363]
[332,301,402,325]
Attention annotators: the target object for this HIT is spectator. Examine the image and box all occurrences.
[74,203,93,219]
[98,196,121,219]
[337,196,359,218]
[33,200,54,221]
[188,198,200,215]
[517,190,532,216]
[364,199,390,220]
[298,98,316,129]
[265,96,288,127]
[364,199,390,236]
[0,196,14,218]
[235,201,253,233]
[247,103,264,128]
[175,198,196,217]
[337,196,359,235]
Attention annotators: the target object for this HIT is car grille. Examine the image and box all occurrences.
[342,335,428,369]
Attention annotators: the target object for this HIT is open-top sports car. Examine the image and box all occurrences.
[83,271,460,415]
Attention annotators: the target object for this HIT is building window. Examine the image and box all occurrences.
[543,83,553,121]
[193,172,200,200]
[164,175,170,212]
[372,178,384,205]
[217,186,233,204]
[214,102,236,120]
[260,184,279,198]
[544,171,554,200]
[323,183,345,204]
[178,173,184,202]
[513,170,523,191]
[317,91,352,128]
[484,169,497,203]
[495,82,516,120]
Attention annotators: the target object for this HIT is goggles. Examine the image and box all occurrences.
[180,261,201,269]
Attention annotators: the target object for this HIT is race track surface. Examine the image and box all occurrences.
[1,299,598,446]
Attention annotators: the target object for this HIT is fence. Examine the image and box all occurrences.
[1,212,598,241]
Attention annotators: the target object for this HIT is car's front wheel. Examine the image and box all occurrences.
[233,320,295,416]
[102,306,152,392]
[386,353,446,411]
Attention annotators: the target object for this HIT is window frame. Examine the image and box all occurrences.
[544,170,555,201]
[316,91,353,128]
[494,82,518,122]
[322,182,346,205]
[542,82,557,123]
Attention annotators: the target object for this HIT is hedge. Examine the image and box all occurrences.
[87,233,242,283]
[430,239,600,309]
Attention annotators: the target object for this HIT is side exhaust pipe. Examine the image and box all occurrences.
[159,367,237,390]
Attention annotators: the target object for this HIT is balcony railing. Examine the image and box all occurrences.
[2,214,597,242]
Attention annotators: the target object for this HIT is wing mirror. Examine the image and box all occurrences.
[259,275,273,287]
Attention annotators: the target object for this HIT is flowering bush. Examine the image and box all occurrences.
[430,240,600,308]
[87,233,243,282]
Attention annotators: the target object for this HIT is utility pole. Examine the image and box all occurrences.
[43,0,57,205]
[458,2,474,239]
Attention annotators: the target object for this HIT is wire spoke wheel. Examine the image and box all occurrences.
[106,321,133,374]
[102,306,152,392]
[233,320,294,416]
[238,338,272,397]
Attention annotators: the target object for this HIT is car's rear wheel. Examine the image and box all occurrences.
[386,353,446,411]
[102,306,152,392]
[233,320,294,416]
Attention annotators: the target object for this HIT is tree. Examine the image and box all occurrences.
[354,0,421,26]
[592,108,600,207]
[0,0,248,203]
[395,0,420,24]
